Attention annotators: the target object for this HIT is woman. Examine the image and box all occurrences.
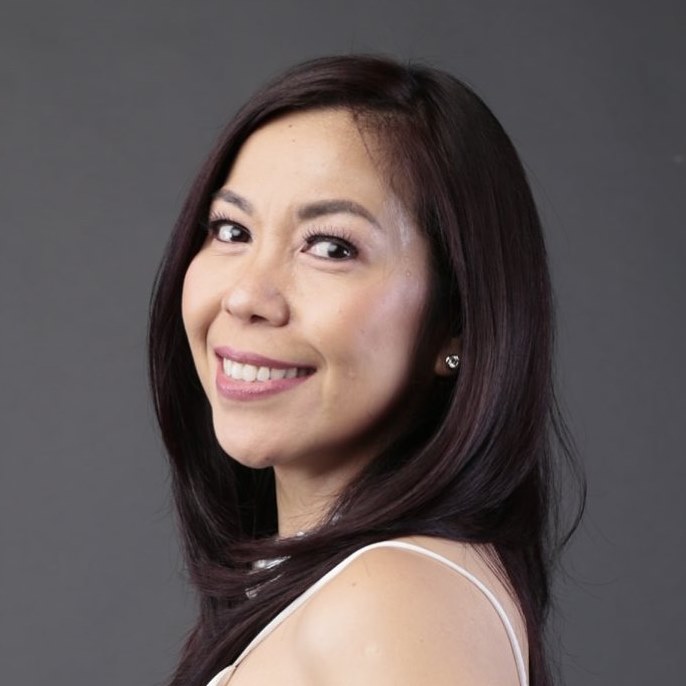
[148,55,583,686]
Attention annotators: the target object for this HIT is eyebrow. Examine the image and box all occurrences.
[211,188,254,214]
[211,188,381,229]
[297,200,380,228]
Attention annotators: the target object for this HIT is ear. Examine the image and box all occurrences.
[434,336,462,377]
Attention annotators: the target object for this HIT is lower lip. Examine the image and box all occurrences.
[215,361,313,401]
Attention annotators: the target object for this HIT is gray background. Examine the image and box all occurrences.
[1,1,684,684]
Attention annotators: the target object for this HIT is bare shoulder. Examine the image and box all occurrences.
[293,537,527,686]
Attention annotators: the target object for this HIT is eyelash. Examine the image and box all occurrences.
[205,214,359,260]
[302,227,359,260]
[206,214,250,241]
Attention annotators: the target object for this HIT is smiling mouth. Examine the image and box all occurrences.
[221,357,312,382]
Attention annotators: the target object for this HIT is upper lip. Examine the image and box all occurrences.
[214,345,312,370]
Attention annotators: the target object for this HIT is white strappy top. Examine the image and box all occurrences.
[206,540,529,686]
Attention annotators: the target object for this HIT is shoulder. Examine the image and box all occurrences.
[292,538,527,686]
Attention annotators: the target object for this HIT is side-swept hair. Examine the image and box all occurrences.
[148,54,584,686]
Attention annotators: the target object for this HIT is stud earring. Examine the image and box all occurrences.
[445,354,460,370]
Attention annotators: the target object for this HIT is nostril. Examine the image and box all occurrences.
[222,285,290,326]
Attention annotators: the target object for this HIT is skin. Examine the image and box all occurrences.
[182,109,525,684]
[226,536,528,686]
[182,108,453,535]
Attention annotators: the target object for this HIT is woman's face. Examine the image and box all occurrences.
[182,109,438,478]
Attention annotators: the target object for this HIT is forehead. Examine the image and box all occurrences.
[224,109,394,213]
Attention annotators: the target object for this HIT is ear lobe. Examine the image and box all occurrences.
[434,336,462,377]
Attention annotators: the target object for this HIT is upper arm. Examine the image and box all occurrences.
[293,547,524,686]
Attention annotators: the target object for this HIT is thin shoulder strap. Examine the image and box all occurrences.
[206,540,528,686]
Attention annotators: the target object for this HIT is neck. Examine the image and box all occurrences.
[273,458,363,538]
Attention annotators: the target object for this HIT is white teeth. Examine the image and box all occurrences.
[242,364,257,382]
[231,362,244,380]
[222,357,306,383]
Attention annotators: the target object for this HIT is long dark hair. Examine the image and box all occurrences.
[148,55,584,686]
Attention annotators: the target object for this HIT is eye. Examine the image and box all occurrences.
[208,218,251,243]
[304,234,358,260]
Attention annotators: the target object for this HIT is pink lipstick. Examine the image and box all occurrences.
[214,346,314,401]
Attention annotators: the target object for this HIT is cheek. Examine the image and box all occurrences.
[181,256,217,354]
[317,271,429,378]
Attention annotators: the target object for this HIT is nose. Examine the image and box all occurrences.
[221,255,290,327]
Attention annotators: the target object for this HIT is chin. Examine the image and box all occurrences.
[217,440,278,470]
[212,429,277,470]
[229,452,279,470]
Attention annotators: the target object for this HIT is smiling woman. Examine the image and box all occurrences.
[148,55,584,686]
[182,109,436,522]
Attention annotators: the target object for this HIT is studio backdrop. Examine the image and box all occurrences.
[1,1,683,685]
